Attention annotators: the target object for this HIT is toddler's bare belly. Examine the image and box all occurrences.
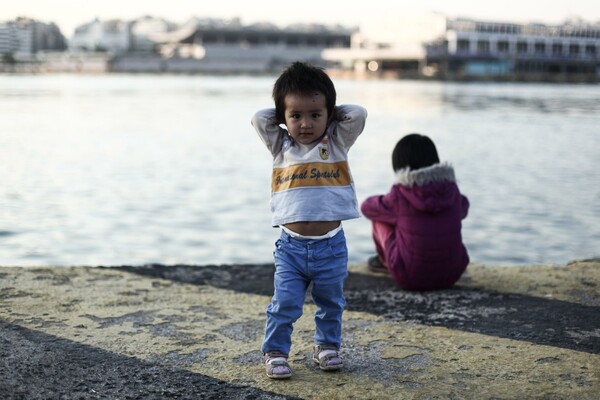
[284,221,340,236]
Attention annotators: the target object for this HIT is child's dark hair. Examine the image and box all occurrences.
[272,61,336,123]
[392,133,440,171]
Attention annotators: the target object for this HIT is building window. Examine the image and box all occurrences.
[477,40,490,53]
[224,33,238,44]
[534,42,546,54]
[569,44,580,55]
[202,33,218,44]
[497,41,509,53]
[552,43,563,55]
[585,45,596,56]
[517,42,528,53]
[457,39,470,53]
[267,36,280,45]
[245,34,259,45]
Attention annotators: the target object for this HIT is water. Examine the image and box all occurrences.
[0,74,598,267]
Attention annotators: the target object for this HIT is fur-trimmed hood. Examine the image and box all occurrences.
[394,162,459,213]
[394,162,455,187]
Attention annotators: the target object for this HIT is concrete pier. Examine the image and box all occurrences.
[1,260,599,399]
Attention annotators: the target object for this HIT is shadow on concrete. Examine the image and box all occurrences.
[115,264,600,355]
[0,320,300,400]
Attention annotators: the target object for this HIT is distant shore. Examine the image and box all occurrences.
[1,61,598,83]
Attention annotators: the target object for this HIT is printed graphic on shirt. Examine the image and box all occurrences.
[272,161,351,192]
[318,138,329,160]
[319,145,329,160]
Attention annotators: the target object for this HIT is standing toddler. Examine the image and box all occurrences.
[251,61,367,379]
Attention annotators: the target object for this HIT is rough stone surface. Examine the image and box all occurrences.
[0,259,599,399]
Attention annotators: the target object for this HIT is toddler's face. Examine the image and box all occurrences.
[283,92,330,145]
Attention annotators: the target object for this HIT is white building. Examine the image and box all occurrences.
[0,23,18,56]
[320,13,447,78]
[130,16,176,53]
[0,17,66,60]
[426,17,600,79]
[70,18,131,54]
[112,17,356,73]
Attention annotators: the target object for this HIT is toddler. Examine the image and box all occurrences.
[251,61,367,378]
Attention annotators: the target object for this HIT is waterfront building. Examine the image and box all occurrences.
[322,13,446,79]
[70,18,131,54]
[425,17,600,81]
[0,23,18,57]
[36,51,111,73]
[0,17,66,61]
[130,16,177,53]
[112,17,356,73]
[321,35,424,79]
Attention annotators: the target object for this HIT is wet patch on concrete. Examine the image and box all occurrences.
[221,320,264,343]
[81,311,155,329]
[0,320,301,400]
[148,348,212,368]
[0,288,35,299]
[117,263,277,296]
[115,263,600,354]
[338,339,430,384]
[235,350,264,365]
[347,287,600,354]
[25,317,68,330]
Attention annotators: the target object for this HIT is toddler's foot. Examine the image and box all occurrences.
[264,351,292,379]
[313,345,343,371]
[367,255,389,274]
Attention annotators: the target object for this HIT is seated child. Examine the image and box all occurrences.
[361,133,469,291]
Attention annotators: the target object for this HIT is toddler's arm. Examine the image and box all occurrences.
[329,104,367,149]
[251,108,285,156]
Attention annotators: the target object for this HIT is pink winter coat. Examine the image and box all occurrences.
[361,163,469,290]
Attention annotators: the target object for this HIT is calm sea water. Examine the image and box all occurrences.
[0,74,598,267]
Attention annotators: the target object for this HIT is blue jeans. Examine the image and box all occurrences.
[261,228,348,355]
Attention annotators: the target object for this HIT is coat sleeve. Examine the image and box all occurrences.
[460,194,470,220]
[360,189,399,225]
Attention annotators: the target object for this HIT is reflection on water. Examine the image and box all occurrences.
[441,84,600,115]
[0,74,598,267]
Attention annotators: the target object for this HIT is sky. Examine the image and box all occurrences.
[3,0,600,45]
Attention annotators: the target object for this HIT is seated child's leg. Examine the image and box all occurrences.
[371,221,411,287]
[261,240,310,356]
[371,221,395,268]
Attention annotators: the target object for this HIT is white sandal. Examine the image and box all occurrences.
[265,352,292,379]
[313,345,343,371]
